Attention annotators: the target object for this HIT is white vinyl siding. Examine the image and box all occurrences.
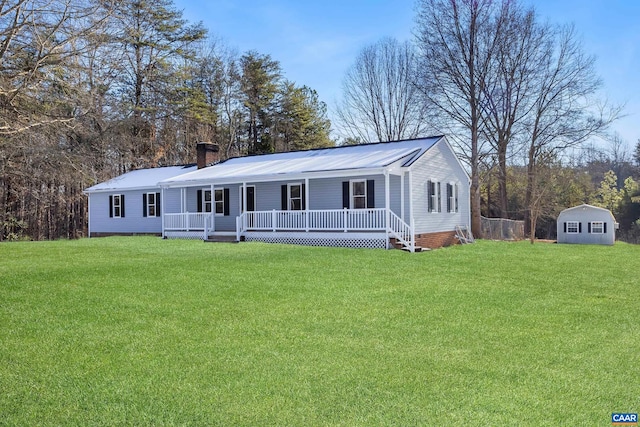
[410,139,470,235]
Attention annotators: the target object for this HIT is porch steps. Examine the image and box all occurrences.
[390,237,426,252]
[204,235,238,243]
[402,245,428,252]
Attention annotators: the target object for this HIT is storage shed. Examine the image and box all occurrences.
[556,204,617,245]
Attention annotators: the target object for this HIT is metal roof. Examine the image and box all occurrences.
[84,165,197,193]
[160,137,443,187]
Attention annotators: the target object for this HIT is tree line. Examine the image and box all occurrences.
[0,0,332,240]
[2,0,638,242]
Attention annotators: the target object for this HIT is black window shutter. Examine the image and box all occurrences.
[121,194,125,217]
[281,185,288,210]
[426,180,432,212]
[604,222,607,233]
[588,223,591,233]
[142,194,147,217]
[247,187,255,211]
[109,195,113,217]
[223,188,230,216]
[342,181,349,208]
[437,182,441,212]
[197,190,203,213]
[578,222,582,233]
[446,184,452,212]
[155,192,161,216]
[367,180,375,208]
[563,222,567,233]
[302,184,306,210]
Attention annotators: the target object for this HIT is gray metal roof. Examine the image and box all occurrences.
[160,137,443,187]
[84,165,197,193]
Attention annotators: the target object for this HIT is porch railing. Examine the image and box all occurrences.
[239,208,387,232]
[164,212,212,231]
[236,208,415,252]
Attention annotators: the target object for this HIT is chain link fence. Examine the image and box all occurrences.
[481,217,525,241]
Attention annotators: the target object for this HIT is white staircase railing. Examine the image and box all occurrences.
[387,211,414,252]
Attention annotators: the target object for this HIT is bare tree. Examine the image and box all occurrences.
[0,0,113,135]
[415,0,509,236]
[337,37,428,143]
[480,4,544,218]
[522,24,620,236]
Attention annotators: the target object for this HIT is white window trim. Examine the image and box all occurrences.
[146,192,157,217]
[203,189,212,213]
[567,221,579,234]
[214,188,224,216]
[350,179,367,209]
[447,182,455,214]
[428,179,439,213]
[112,194,122,218]
[454,183,459,213]
[591,221,604,234]
[288,182,303,211]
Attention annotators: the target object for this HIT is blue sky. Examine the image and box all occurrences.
[174,0,639,150]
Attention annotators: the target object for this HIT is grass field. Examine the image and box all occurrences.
[0,237,638,426]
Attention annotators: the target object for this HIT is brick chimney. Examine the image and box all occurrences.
[196,142,220,169]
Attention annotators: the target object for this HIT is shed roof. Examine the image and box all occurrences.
[159,136,443,187]
[84,165,197,193]
[558,204,615,216]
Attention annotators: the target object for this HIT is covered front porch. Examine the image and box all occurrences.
[162,207,414,250]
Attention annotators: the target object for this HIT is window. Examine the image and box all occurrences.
[143,192,160,217]
[203,190,212,213]
[289,183,303,211]
[342,180,374,209]
[427,180,439,213]
[214,189,224,215]
[566,221,579,233]
[198,188,229,215]
[454,183,459,213]
[446,183,460,213]
[590,221,604,234]
[109,194,125,218]
[351,180,366,209]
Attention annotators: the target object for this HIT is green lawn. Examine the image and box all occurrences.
[0,237,638,426]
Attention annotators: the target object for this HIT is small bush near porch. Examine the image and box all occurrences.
[0,238,638,425]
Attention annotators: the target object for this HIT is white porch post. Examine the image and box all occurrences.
[305,177,309,232]
[209,184,215,237]
[400,172,405,221]
[384,171,390,231]
[180,188,186,213]
[242,182,247,235]
[161,187,165,238]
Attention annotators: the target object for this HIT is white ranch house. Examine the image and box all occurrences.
[85,137,471,252]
